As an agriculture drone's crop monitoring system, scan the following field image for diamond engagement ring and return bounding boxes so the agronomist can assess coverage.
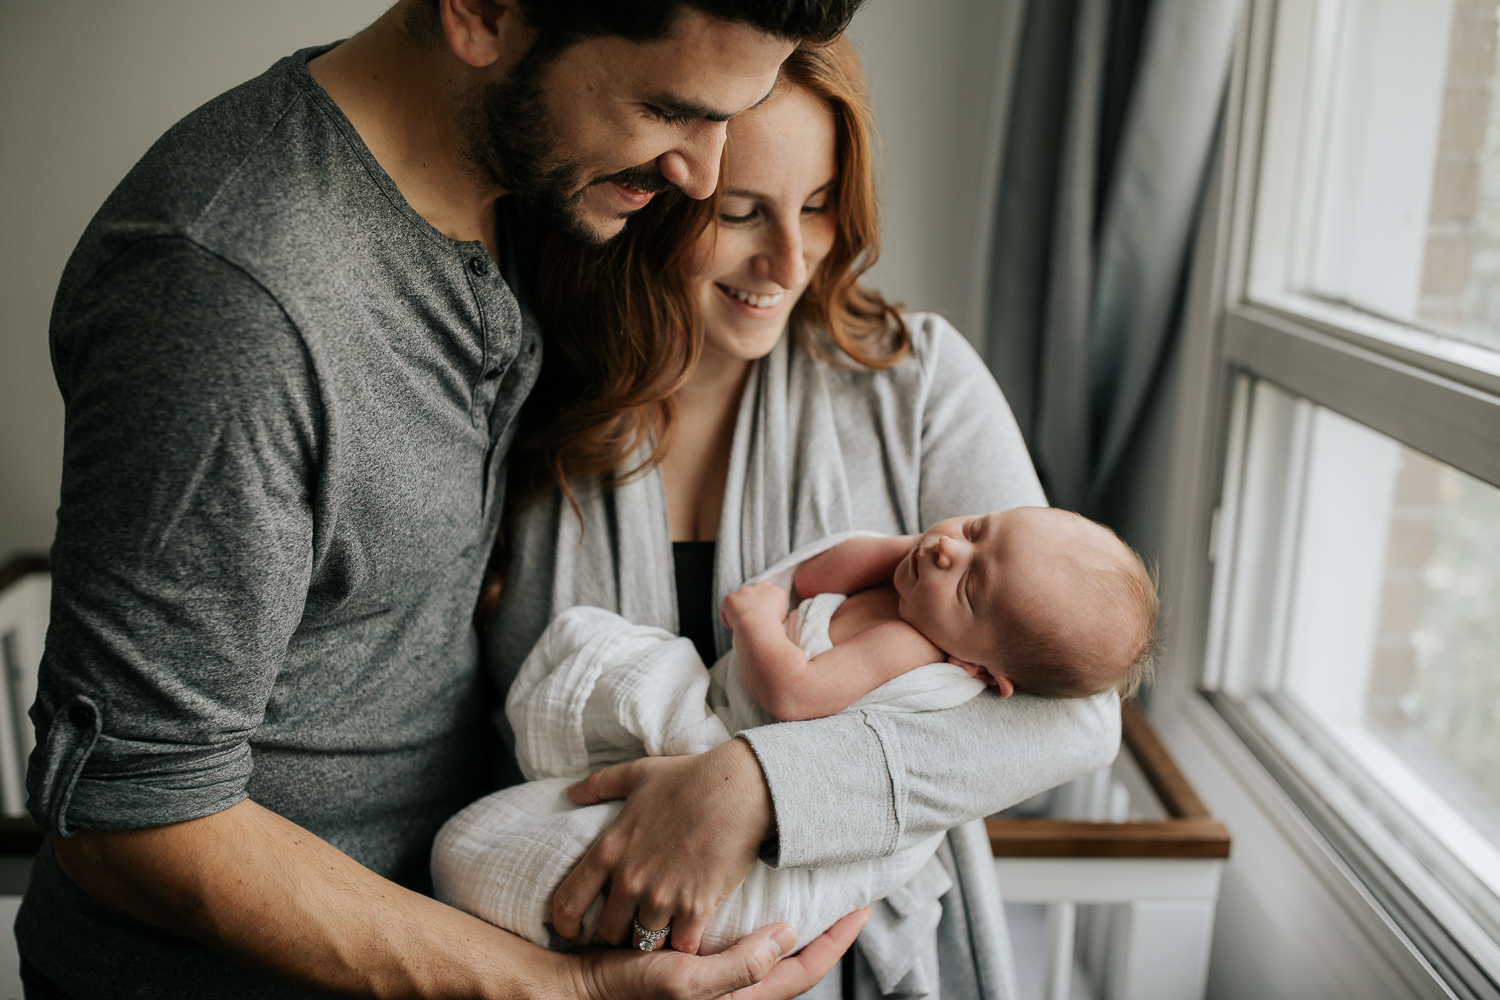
[632,915,671,952]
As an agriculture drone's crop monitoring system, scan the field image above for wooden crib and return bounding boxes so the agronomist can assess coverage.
[989,700,1231,1000]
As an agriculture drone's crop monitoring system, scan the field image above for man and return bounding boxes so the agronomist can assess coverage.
[16,2,863,996]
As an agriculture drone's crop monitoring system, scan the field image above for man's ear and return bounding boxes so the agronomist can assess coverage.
[439,0,533,69]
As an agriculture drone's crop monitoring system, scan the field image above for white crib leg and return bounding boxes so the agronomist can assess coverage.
[1043,900,1077,1000]
[1105,899,1216,1000]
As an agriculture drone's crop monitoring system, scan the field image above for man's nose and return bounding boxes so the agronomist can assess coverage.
[655,122,727,201]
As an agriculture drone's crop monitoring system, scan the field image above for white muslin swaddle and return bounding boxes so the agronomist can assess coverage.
[431,534,987,955]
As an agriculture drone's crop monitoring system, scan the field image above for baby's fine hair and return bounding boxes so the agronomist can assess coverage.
[993,513,1159,700]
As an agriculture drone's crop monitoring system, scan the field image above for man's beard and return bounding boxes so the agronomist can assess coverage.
[466,46,671,246]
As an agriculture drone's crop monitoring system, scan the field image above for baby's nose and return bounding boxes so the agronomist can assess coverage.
[930,536,954,569]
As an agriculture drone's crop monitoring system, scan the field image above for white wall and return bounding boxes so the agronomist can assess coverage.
[0,0,1010,562]
[0,2,391,561]
[846,0,1013,341]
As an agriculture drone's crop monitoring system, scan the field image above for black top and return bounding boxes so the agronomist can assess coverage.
[672,541,719,665]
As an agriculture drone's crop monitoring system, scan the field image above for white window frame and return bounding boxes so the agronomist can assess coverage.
[1145,0,1500,996]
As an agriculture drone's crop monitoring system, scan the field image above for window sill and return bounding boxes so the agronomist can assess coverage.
[1150,690,1468,1000]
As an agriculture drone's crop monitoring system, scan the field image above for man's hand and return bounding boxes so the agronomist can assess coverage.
[575,911,869,1000]
[557,738,774,955]
[721,582,789,634]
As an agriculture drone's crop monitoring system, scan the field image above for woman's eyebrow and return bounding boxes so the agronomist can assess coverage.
[723,179,836,202]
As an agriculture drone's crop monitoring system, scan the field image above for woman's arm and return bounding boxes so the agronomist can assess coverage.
[743,690,1120,864]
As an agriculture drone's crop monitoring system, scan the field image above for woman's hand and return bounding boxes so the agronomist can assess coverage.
[571,909,870,1000]
[721,582,788,633]
[554,738,775,955]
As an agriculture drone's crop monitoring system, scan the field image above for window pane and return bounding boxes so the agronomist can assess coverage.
[1375,451,1500,842]
[1280,404,1500,896]
[1305,0,1500,353]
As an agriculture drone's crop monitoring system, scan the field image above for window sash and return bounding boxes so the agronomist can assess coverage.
[1222,303,1500,492]
[1191,0,1500,993]
[1202,369,1500,985]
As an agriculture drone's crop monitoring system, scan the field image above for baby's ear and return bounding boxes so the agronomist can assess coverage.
[947,655,980,678]
[951,656,1015,697]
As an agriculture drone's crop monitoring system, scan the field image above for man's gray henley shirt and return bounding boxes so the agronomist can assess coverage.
[16,45,540,998]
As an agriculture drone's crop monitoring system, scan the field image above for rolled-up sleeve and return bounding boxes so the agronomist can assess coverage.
[29,238,318,835]
[745,315,1122,868]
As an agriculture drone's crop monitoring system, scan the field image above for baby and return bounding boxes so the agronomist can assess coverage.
[433,507,1153,959]
[722,506,1157,724]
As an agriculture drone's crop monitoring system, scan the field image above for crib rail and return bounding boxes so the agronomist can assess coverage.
[987,702,1230,858]
[0,556,46,852]
[989,701,1229,1000]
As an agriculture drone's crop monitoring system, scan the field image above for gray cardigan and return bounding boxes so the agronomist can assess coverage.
[486,314,1120,998]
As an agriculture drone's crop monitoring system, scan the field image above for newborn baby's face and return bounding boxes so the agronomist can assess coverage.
[893,507,1072,690]
[892,511,1014,681]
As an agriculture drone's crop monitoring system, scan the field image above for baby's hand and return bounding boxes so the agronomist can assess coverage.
[721,581,789,633]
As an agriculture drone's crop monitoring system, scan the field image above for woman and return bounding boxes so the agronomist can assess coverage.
[489,40,1119,998]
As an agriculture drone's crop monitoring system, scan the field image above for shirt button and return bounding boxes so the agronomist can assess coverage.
[484,368,501,381]
[68,702,94,729]
[468,256,489,277]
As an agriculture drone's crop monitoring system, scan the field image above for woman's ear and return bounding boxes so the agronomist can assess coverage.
[438,0,533,69]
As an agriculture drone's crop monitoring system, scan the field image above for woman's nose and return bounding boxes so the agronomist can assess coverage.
[754,223,808,290]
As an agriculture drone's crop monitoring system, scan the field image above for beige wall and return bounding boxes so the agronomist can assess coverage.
[0,0,1010,560]
[846,0,1013,341]
[0,2,390,560]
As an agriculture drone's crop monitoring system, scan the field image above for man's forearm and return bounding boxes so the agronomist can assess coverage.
[53,799,570,1000]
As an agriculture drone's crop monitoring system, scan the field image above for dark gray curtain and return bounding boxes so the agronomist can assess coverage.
[982,0,1239,513]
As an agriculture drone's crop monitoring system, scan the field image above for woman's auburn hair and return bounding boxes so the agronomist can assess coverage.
[509,36,910,512]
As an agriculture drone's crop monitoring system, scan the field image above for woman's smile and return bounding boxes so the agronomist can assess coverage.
[714,281,786,312]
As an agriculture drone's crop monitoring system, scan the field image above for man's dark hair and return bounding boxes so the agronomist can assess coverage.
[418,0,862,53]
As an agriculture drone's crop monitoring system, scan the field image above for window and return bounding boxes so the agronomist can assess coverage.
[1200,0,1500,994]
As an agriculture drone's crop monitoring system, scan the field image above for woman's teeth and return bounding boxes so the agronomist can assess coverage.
[722,285,784,309]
